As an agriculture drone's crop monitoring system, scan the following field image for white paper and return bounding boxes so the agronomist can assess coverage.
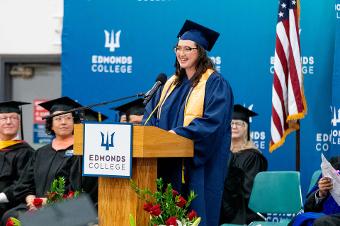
[320,154,340,205]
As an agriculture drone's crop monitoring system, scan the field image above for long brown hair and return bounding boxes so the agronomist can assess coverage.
[174,44,215,87]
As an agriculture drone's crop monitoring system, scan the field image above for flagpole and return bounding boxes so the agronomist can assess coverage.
[296,120,300,171]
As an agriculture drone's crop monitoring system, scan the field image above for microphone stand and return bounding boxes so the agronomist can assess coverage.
[42,93,145,120]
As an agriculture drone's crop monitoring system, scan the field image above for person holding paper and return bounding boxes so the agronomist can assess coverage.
[289,156,340,226]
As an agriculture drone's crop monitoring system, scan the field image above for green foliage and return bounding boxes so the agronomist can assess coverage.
[46,177,80,204]
[130,178,198,225]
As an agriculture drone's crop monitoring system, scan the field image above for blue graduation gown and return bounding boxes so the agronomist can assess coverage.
[143,72,233,226]
[290,174,340,226]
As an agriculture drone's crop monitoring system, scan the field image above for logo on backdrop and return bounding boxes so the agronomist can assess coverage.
[270,56,315,75]
[331,106,340,126]
[240,104,266,151]
[210,56,222,73]
[336,3,340,19]
[91,29,133,75]
[101,131,115,150]
[314,106,340,152]
[104,30,121,52]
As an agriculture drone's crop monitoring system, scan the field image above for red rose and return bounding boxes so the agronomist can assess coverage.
[33,198,43,208]
[176,196,187,208]
[67,191,75,198]
[187,210,198,221]
[172,189,179,197]
[5,218,14,226]
[165,216,178,226]
[149,204,162,216]
[143,202,153,212]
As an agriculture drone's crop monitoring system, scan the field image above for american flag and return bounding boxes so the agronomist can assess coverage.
[270,0,307,152]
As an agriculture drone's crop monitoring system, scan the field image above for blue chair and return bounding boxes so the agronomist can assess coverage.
[246,171,303,226]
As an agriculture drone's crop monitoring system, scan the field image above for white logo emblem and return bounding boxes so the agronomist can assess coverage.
[245,104,254,123]
[104,30,121,52]
[331,106,340,126]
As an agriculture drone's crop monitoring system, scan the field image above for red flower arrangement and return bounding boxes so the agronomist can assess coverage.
[131,178,201,226]
[6,177,80,226]
[33,198,43,208]
[5,218,20,226]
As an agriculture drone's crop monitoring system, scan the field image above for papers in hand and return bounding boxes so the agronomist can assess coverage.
[321,154,340,205]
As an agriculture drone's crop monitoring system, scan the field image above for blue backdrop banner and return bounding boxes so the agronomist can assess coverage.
[331,0,340,157]
[62,0,337,196]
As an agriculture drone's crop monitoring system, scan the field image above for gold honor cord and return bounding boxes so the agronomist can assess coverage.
[143,103,160,126]
[98,112,102,122]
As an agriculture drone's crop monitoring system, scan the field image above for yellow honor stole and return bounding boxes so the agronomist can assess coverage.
[156,69,214,184]
[157,68,214,126]
[0,140,24,150]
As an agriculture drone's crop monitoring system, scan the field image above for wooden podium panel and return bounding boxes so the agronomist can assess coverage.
[74,124,193,226]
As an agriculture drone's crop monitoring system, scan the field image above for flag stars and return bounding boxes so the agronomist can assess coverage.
[281,3,286,8]
[279,11,284,17]
[292,0,296,5]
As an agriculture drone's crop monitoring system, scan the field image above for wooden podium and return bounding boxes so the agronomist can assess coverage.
[73,124,193,226]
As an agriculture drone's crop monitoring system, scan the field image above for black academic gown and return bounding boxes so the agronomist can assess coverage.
[0,142,33,216]
[12,144,97,200]
[220,148,268,225]
[1,144,97,224]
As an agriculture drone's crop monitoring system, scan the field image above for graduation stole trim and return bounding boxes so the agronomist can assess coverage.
[0,140,24,150]
[157,69,214,127]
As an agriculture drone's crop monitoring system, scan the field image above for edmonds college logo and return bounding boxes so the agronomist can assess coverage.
[91,29,133,74]
[104,30,121,52]
[101,131,115,150]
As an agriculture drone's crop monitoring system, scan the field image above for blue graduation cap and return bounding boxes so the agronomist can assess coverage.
[177,20,220,51]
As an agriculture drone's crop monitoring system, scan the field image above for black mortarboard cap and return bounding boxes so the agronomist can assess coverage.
[84,108,108,122]
[38,96,82,114]
[112,98,145,116]
[0,101,30,114]
[232,104,258,124]
[177,20,220,51]
[19,194,97,226]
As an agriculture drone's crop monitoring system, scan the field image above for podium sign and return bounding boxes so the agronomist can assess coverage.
[82,123,132,178]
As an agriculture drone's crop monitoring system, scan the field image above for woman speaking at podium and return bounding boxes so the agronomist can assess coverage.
[143,20,234,226]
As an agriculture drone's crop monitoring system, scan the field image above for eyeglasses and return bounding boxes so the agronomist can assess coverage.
[173,46,198,54]
[53,115,74,122]
[0,115,19,123]
[230,120,245,128]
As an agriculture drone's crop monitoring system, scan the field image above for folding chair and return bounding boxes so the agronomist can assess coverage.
[247,171,303,226]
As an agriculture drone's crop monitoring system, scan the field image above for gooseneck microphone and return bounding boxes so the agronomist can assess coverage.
[143,73,167,105]
[42,93,145,120]
[42,73,167,120]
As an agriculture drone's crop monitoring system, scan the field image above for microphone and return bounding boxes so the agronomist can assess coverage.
[143,73,167,105]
